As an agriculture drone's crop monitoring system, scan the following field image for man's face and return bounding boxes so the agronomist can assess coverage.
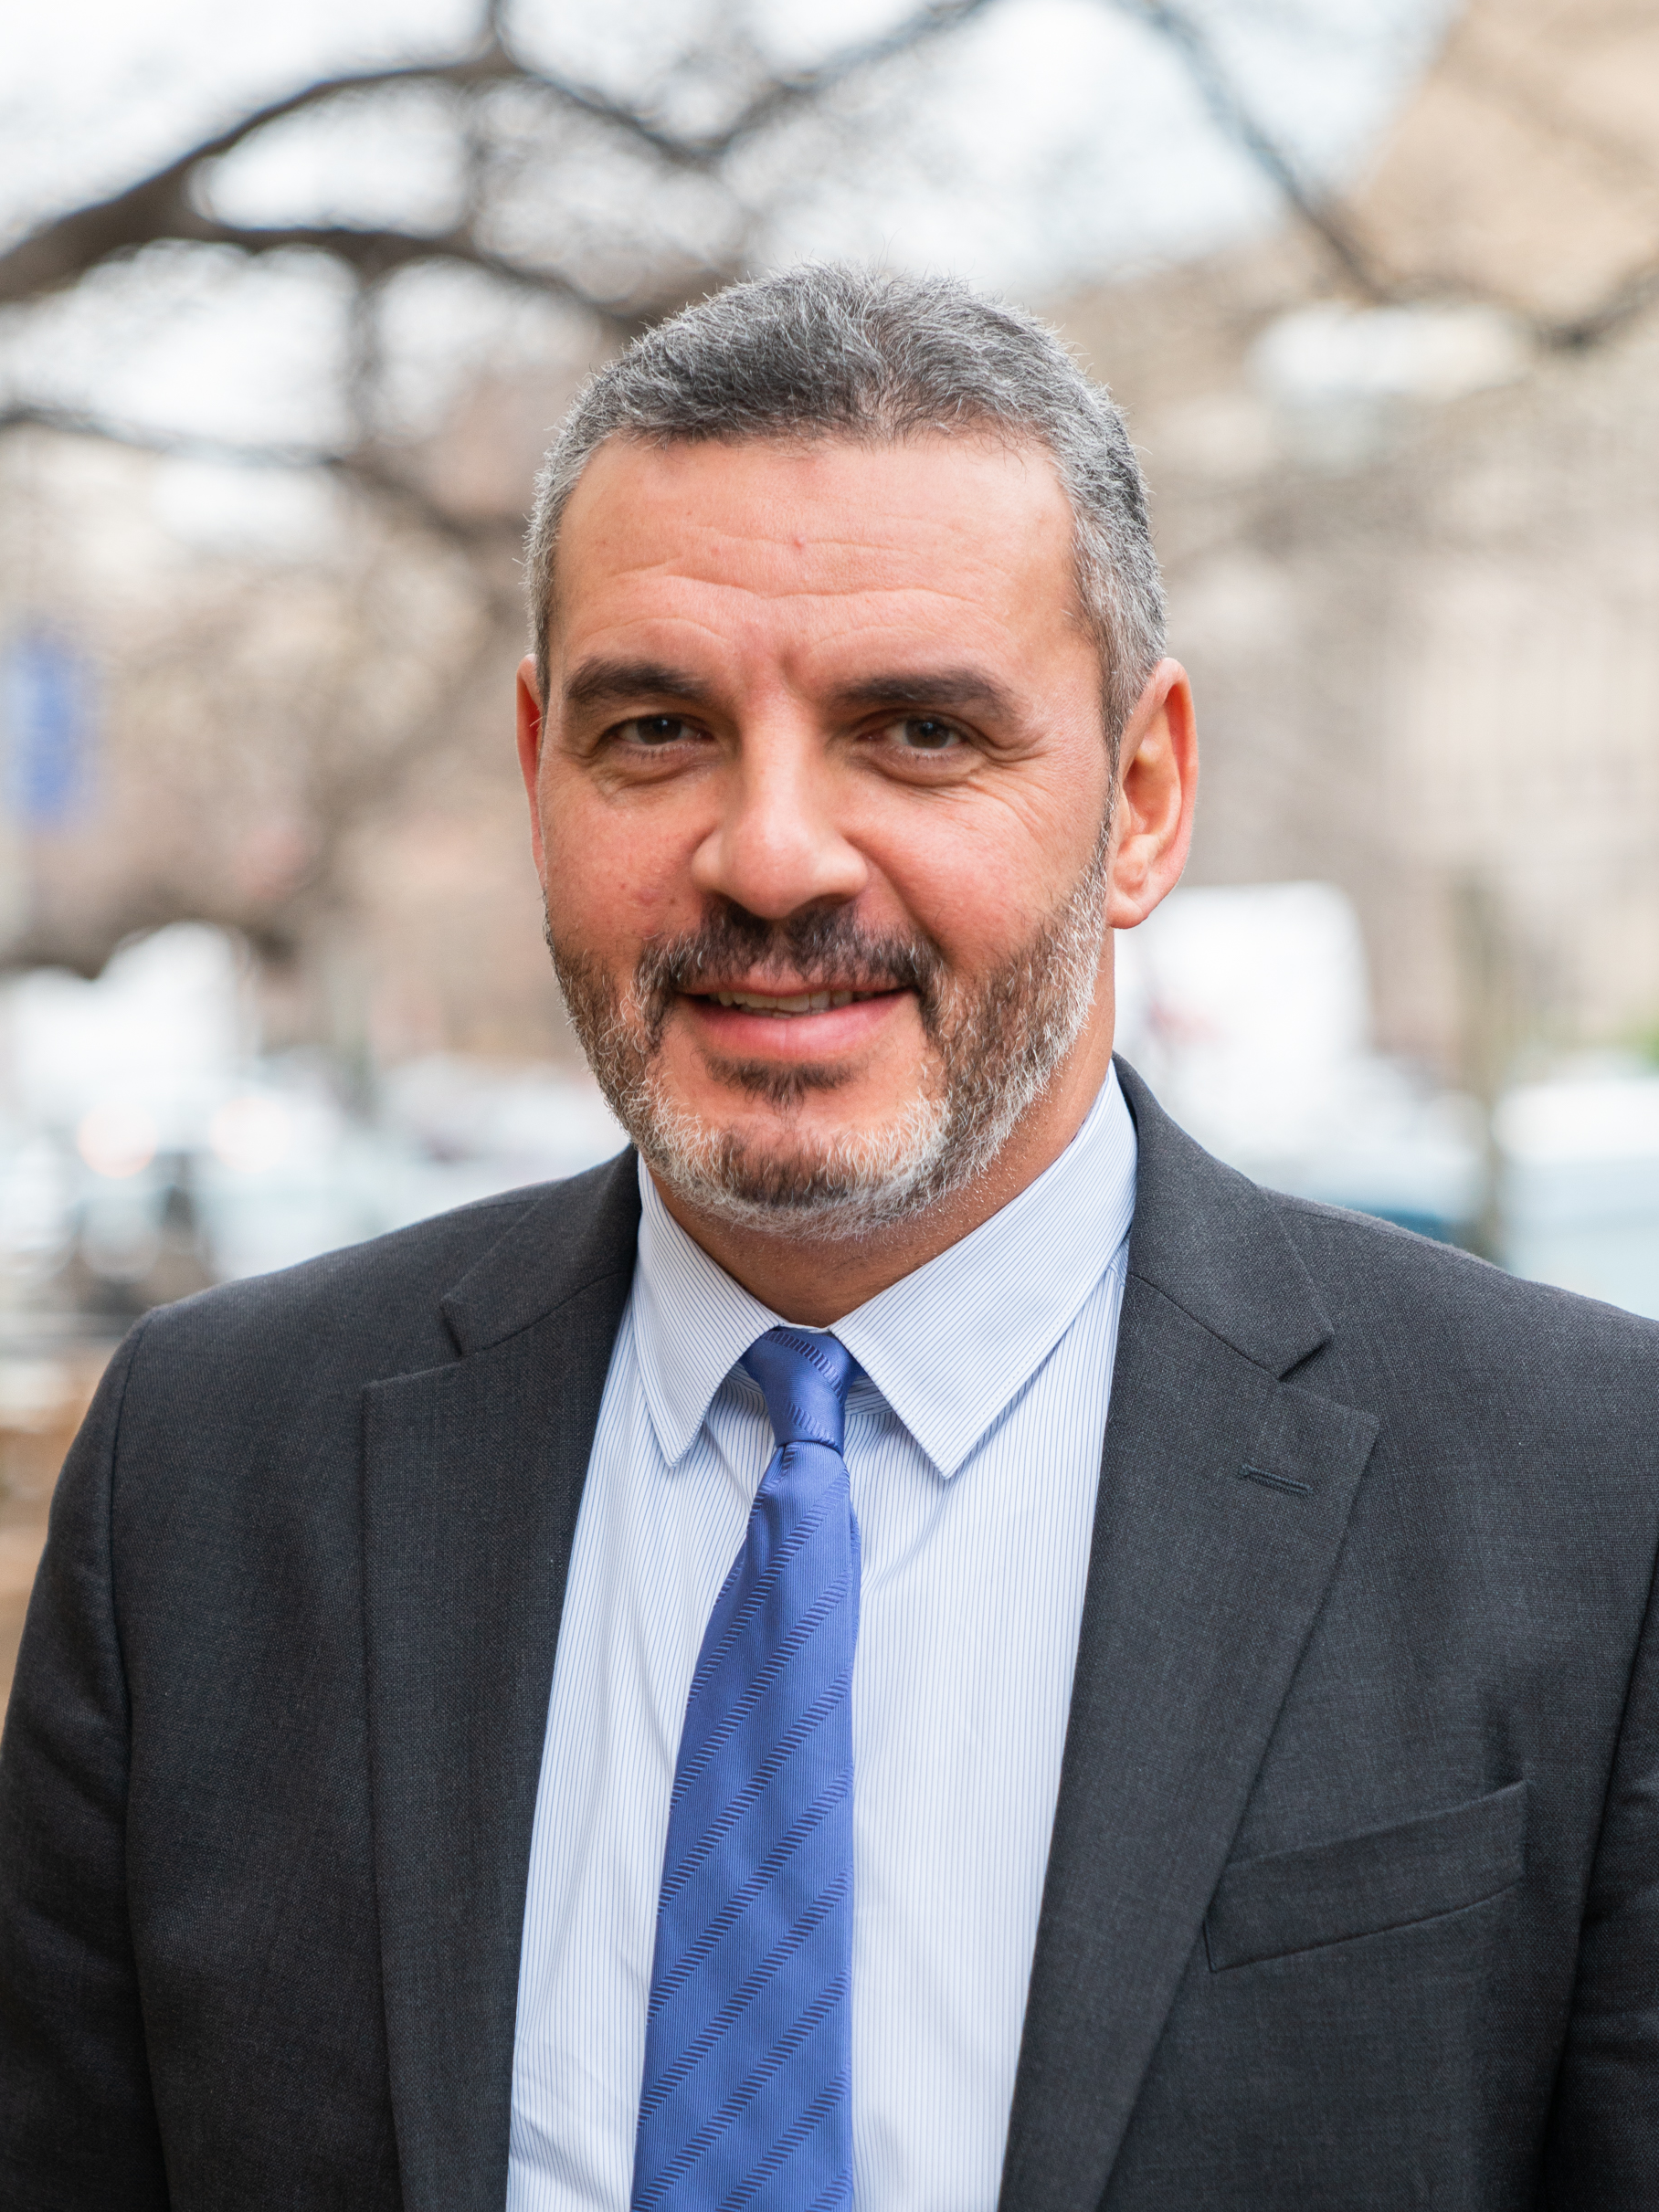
[522,431,1123,1233]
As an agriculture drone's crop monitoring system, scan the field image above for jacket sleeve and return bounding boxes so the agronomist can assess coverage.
[0,1322,171,2209]
[1544,1532,1659,2208]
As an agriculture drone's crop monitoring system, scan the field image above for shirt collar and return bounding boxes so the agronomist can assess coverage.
[630,1167,783,1469]
[630,1062,1137,1477]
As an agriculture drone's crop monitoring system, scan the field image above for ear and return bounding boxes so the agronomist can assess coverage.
[1105,659,1197,931]
[516,656,548,880]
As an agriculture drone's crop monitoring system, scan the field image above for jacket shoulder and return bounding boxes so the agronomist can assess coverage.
[128,1149,637,1389]
[1265,1186,1659,1402]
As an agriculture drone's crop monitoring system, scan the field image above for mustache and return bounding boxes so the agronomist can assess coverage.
[634,905,942,1038]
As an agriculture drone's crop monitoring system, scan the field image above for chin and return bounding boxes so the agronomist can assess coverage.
[631,1089,957,1241]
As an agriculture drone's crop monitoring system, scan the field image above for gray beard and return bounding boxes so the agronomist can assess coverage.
[547,824,1111,1242]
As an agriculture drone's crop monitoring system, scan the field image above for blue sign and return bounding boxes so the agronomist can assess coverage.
[4,631,96,827]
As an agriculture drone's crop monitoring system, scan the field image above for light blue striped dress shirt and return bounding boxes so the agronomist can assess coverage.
[507,1065,1137,2211]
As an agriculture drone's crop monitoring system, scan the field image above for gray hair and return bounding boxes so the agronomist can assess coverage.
[523,264,1165,748]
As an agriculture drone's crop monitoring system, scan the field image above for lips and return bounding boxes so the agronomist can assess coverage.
[702,987,892,1016]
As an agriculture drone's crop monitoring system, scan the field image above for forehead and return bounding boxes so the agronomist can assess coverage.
[548,431,1082,673]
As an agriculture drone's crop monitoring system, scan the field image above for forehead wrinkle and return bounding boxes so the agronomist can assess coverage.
[669,532,1048,600]
[586,570,1028,625]
[546,428,1080,639]
[586,503,1061,594]
[566,596,1051,718]
[557,468,1085,704]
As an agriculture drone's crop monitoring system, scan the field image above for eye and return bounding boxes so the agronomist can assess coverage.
[614,714,703,748]
[882,714,967,753]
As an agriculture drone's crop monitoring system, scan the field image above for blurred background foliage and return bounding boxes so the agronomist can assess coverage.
[7,0,1659,1698]
[4,0,1659,1334]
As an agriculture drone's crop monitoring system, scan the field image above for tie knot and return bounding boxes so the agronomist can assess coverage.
[740,1327,857,1453]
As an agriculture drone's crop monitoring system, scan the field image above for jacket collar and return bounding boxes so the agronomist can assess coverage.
[1113,1057,1333,1377]
[439,1149,641,1355]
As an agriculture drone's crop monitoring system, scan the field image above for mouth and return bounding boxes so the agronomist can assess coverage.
[700,986,893,1016]
[676,979,911,1061]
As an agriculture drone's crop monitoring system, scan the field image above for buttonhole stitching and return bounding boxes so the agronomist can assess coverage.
[1238,1464,1313,1497]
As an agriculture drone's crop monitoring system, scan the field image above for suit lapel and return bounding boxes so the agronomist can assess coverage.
[999,1066,1379,2212]
[362,1153,641,2212]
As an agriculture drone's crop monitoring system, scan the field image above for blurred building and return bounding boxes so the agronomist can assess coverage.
[1061,0,1659,1084]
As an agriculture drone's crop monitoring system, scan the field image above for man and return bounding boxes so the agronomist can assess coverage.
[2,268,1656,2211]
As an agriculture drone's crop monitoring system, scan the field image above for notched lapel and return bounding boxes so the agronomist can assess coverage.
[362,1154,639,2212]
[999,1072,1380,2212]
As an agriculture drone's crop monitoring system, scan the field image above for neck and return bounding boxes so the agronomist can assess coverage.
[650,1026,1115,1326]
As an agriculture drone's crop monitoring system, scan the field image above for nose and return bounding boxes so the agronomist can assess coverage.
[691,719,869,922]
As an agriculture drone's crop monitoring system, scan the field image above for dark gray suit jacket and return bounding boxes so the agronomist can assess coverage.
[4,1063,1658,2209]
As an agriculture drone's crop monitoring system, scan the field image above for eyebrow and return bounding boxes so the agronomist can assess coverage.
[560,658,1020,724]
[827,669,1019,722]
[563,658,714,712]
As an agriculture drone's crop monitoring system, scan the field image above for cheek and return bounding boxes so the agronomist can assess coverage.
[872,805,1079,968]
[539,782,690,951]
[855,715,1107,942]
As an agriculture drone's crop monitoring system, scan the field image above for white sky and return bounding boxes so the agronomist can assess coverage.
[0,0,1458,452]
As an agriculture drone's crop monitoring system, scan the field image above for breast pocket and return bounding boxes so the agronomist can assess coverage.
[1204,1780,1529,1972]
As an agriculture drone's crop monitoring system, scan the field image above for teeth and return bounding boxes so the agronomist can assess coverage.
[712,988,875,1015]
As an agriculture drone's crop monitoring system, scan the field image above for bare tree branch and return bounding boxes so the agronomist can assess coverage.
[0,401,523,554]
[1111,0,1392,301]
[706,0,1001,155]
[1547,254,1659,349]
[1424,10,1659,351]
[0,0,1001,319]
[1113,0,1659,353]
[0,72,710,323]
[0,51,504,308]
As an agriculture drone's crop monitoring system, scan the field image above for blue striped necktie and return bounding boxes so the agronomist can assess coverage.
[631,1326,859,2212]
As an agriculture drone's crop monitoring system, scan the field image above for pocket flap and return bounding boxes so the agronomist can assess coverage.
[1205,1780,1529,1972]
